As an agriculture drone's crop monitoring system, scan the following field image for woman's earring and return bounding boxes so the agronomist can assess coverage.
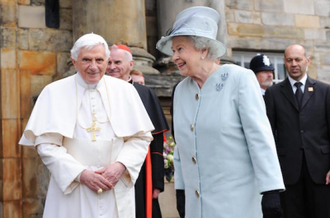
[201,56,204,60]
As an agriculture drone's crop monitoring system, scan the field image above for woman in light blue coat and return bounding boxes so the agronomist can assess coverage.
[156,6,285,218]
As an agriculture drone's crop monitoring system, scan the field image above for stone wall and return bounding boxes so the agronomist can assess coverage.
[225,0,330,83]
[1,0,72,217]
[0,0,329,217]
[19,1,72,216]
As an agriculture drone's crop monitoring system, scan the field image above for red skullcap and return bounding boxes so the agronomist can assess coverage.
[116,44,132,54]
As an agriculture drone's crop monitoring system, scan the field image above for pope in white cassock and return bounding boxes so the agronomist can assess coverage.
[19,33,154,218]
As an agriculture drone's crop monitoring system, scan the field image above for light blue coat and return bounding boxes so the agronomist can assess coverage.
[173,64,284,218]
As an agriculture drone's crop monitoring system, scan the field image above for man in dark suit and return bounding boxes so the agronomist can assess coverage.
[265,44,330,218]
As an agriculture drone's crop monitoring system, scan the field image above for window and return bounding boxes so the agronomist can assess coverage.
[232,51,287,84]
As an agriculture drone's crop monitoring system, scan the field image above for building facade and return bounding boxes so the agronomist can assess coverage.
[0,0,329,217]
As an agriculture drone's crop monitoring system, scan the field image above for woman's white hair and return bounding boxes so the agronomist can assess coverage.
[188,36,220,61]
[70,33,110,61]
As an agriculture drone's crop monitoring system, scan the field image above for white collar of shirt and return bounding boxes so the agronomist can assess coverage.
[261,88,266,96]
[288,73,307,93]
[76,72,102,90]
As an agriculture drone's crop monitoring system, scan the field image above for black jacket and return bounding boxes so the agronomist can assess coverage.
[265,77,330,185]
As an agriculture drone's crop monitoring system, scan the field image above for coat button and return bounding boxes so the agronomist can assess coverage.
[190,124,194,131]
[192,156,197,164]
[195,190,200,198]
[195,93,200,100]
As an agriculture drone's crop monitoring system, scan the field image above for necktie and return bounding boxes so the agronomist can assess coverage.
[294,82,303,108]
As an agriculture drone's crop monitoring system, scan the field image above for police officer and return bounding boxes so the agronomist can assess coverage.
[250,54,274,96]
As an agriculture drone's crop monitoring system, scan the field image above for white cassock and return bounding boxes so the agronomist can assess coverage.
[19,73,154,218]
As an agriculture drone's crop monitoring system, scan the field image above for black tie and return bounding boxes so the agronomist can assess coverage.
[294,82,303,108]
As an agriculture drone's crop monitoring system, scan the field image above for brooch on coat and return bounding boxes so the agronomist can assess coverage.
[216,72,229,91]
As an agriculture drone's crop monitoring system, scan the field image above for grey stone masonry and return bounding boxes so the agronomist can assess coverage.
[235,10,261,24]
[226,36,314,51]
[327,30,330,41]
[226,0,254,10]
[29,29,72,52]
[18,6,46,28]
[316,66,330,83]
[254,0,284,12]
[284,0,315,15]
[18,28,29,50]
[59,9,72,30]
[304,29,327,40]
[321,54,330,66]
[57,52,71,76]
[315,1,330,16]
[315,42,330,52]
[320,17,330,28]
[60,0,72,8]
[262,13,295,26]
[1,3,16,24]
[1,28,17,48]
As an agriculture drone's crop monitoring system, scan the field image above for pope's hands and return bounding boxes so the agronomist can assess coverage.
[95,162,126,188]
[80,169,113,193]
[80,162,126,194]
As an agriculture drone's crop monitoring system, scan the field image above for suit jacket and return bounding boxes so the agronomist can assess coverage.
[265,76,330,185]
[173,64,284,218]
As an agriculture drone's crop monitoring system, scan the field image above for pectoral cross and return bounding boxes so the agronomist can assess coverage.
[87,120,101,142]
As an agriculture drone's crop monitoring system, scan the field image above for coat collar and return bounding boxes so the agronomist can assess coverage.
[280,76,316,111]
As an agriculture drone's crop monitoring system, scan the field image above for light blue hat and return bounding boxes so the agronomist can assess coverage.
[156,6,227,57]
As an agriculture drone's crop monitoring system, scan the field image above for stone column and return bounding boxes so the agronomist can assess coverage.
[72,0,158,74]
